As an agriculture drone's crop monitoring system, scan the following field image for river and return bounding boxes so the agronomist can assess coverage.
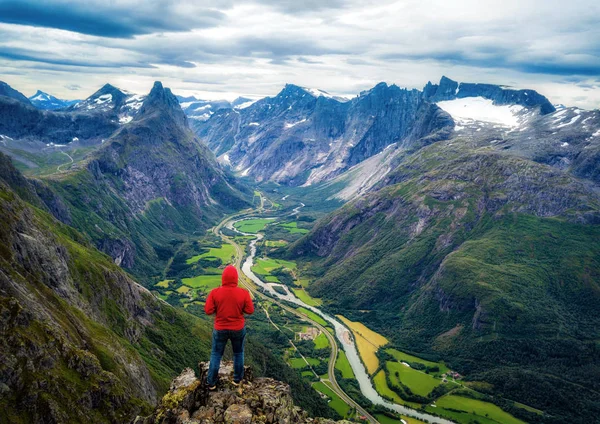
[235,221,454,424]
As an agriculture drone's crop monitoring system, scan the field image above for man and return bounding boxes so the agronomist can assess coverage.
[204,264,254,389]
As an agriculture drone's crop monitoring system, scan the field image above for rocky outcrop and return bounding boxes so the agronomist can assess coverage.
[135,362,351,424]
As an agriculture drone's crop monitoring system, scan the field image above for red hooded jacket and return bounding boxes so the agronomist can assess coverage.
[204,265,254,330]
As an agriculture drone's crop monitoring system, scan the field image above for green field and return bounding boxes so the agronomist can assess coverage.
[297,307,328,327]
[387,361,442,397]
[375,414,427,424]
[335,350,355,379]
[312,382,352,418]
[234,218,274,233]
[252,257,297,274]
[186,244,235,264]
[313,332,329,349]
[181,275,222,289]
[386,349,448,375]
[155,279,173,288]
[280,221,309,234]
[265,240,288,247]
[429,395,526,424]
[292,287,322,306]
[289,357,320,368]
[373,370,405,404]
[176,285,191,294]
[301,370,315,378]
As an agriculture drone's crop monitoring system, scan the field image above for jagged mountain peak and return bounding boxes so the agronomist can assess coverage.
[138,81,187,126]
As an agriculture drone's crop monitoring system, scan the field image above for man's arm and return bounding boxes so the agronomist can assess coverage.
[205,289,216,315]
[243,290,254,315]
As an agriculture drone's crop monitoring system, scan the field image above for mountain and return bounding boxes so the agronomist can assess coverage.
[287,86,600,422]
[28,90,80,110]
[39,81,250,279]
[193,83,452,185]
[0,82,133,150]
[0,152,217,423]
[309,77,599,202]
[69,83,146,124]
[0,80,31,105]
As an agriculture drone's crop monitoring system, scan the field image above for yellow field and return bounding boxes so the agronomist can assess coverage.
[337,315,388,374]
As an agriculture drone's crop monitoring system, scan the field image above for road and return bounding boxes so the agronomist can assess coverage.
[212,201,379,424]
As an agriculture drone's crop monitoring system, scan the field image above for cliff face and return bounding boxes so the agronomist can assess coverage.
[135,362,351,424]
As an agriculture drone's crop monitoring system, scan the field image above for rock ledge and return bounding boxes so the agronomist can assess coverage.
[134,361,352,424]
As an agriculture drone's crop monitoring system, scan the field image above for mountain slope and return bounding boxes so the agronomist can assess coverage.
[193,83,453,186]
[289,138,600,423]
[0,80,31,105]
[41,81,250,279]
[0,152,215,423]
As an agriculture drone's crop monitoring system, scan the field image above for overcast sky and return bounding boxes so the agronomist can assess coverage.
[0,0,599,108]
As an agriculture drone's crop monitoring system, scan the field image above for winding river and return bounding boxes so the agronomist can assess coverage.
[233,219,454,424]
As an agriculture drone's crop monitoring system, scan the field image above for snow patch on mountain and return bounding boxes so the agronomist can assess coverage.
[234,99,256,109]
[437,97,523,127]
[284,119,307,129]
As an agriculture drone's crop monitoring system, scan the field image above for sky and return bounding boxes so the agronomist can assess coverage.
[0,0,599,108]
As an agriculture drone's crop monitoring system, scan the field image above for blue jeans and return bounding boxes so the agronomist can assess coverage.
[207,327,246,386]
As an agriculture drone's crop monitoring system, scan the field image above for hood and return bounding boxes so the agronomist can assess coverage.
[222,265,238,287]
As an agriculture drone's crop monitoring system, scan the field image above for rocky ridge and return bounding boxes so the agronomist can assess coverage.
[135,362,351,424]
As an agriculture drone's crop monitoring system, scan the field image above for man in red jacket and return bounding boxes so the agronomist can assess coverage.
[204,265,254,388]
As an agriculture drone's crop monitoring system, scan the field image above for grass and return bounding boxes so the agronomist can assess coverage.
[314,332,329,349]
[337,315,388,374]
[176,285,190,294]
[292,287,322,306]
[386,361,442,397]
[386,349,449,376]
[252,257,297,274]
[312,381,352,418]
[280,221,309,234]
[289,357,320,368]
[373,370,405,405]
[375,414,427,424]
[265,240,289,247]
[155,279,172,288]
[186,244,235,264]
[297,307,328,327]
[181,275,222,290]
[335,350,355,379]
[234,218,274,233]
[429,395,526,424]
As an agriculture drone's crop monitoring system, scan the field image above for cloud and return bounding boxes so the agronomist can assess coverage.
[64,84,81,90]
[0,0,598,108]
[0,0,227,38]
